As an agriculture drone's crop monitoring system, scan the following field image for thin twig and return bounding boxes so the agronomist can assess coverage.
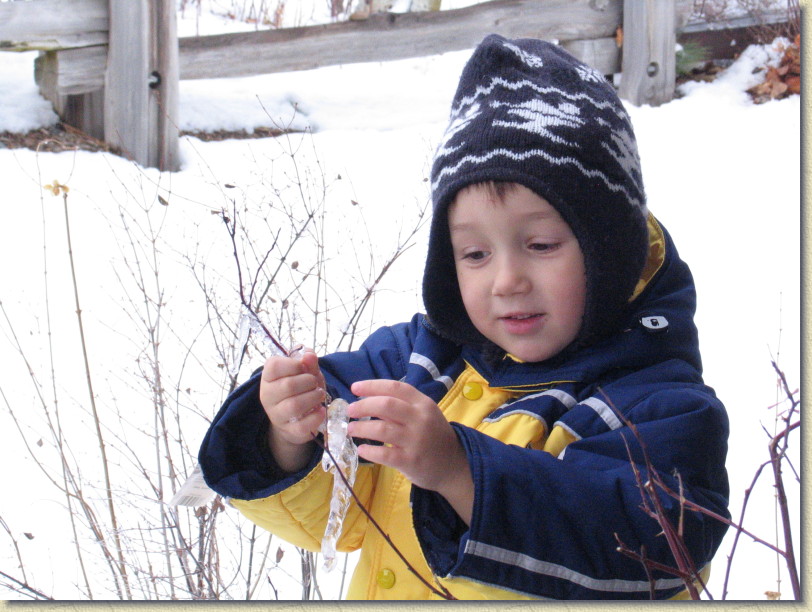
[612,412,704,597]
[0,570,53,601]
[604,368,800,601]
[61,189,131,598]
[767,360,800,598]
[314,435,456,600]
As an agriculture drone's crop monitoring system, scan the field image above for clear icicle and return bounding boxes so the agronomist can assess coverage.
[227,309,353,570]
[229,309,253,376]
[320,398,358,571]
[229,307,288,376]
[245,309,288,357]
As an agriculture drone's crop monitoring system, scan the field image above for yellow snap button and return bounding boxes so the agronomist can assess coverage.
[376,568,396,589]
[463,381,483,400]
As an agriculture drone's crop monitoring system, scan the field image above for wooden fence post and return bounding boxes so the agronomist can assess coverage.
[619,0,676,106]
[104,0,179,171]
[153,0,180,172]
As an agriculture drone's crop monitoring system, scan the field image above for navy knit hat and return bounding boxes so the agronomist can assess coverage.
[423,34,649,352]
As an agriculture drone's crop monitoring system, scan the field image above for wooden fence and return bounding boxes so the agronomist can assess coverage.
[0,0,789,170]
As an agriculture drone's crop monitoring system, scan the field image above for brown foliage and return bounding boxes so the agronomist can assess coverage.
[748,35,801,103]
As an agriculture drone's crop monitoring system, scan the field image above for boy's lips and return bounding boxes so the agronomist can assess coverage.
[498,312,545,334]
[500,312,541,320]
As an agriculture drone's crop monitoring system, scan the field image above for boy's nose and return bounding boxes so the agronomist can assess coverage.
[491,256,531,296]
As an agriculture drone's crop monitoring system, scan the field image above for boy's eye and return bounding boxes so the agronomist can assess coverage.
[529,242,558,253]
[462,250,488,261]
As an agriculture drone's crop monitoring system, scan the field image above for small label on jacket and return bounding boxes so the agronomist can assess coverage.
[169,464,217,508]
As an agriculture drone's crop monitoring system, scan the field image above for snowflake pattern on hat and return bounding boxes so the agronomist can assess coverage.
[503,40,545,68]
[432,38,646,213]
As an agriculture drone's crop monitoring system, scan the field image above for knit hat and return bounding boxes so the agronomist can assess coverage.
[422,34,650,353]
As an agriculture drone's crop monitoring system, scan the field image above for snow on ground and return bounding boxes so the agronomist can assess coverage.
[0,9,801,601]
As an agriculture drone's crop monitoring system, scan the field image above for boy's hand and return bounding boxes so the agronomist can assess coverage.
[260,349,327,472]
[347,379,474,524]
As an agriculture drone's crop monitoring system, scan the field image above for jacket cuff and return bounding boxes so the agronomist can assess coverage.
[411,423,475,576]
[198,371,322,500]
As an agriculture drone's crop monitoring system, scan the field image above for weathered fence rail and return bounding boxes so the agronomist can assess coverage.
[180,0,624,79]
[28,0,627,91]
[0,0,108,50]
[0,0,790,170]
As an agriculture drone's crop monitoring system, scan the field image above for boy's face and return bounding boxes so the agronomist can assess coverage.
[448,184,586,363]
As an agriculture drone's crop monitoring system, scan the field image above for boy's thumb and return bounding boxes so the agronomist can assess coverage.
[299,348,320,375]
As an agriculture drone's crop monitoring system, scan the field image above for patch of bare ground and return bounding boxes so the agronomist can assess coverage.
[0,123,293,156]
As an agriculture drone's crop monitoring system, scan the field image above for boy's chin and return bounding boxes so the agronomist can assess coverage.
[496,340,570,364]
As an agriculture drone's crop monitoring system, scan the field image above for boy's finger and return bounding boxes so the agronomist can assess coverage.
[297,350,328,396]
[346,394,411,426]
[272,388,326,424]
[261,367,324,415]
[286,398,326,424]
[287,403,321,423]
[350,378,420,403]
[299,350,321,376]
[273,372,323,399]
[261,355,302,382]
[347,413,397,443]
[355,441,394,466]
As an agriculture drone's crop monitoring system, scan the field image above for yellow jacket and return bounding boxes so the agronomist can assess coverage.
[233,364,568,599]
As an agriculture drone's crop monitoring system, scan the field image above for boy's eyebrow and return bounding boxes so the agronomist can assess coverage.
[448,221,475,233]
[449,210,559,233]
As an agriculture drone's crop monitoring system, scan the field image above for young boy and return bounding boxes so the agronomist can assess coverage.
[199,34,730,600]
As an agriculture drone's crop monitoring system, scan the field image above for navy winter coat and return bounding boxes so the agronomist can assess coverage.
[199,220,729,599]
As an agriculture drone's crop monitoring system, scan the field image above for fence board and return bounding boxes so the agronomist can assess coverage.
[179,0,623,79]
[35,47,106,96]
[0,0,107,51]
[99,0,179,170]
[23,0,784,96]
[32,0,625,95]
[153,0,180,171]
[561,37,620,76]
[619,0,676,106]
[104,0,151,166]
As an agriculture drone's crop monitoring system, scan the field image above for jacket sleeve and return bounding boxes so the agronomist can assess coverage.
[411,382,730,600]
[318,314,421,401]
[198,316,418,498]
[197,317,418,549]
[196,362,383,552]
